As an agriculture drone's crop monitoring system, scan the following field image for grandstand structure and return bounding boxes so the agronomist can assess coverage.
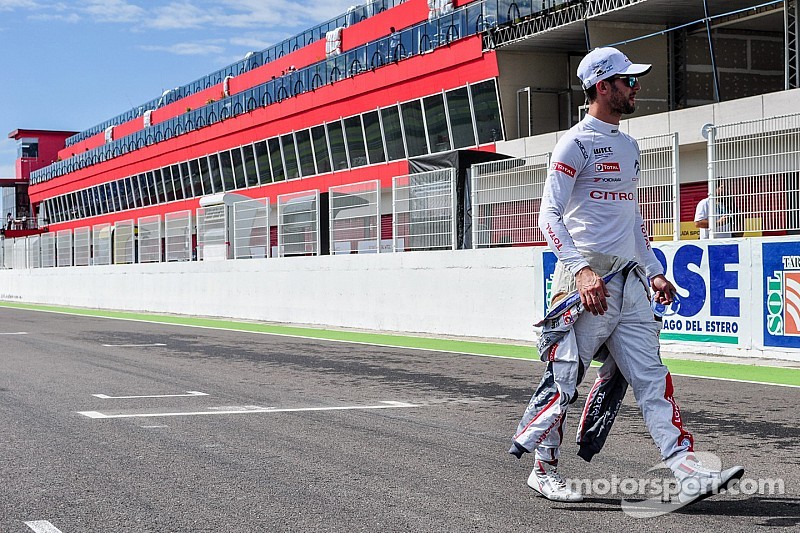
[3,0,798,265]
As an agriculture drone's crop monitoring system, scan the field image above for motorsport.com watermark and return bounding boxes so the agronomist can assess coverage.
[562,453,784,518]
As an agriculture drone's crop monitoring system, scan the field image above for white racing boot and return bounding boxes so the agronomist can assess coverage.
[669,453,745,505]
[527,459,584,502]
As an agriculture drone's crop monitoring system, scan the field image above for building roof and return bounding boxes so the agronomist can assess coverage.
[8,129,78,140]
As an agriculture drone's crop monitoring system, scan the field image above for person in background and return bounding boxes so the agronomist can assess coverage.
[6,213,12,231]
[695,183,734,238]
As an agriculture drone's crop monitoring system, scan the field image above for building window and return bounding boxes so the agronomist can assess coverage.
[19,138,39,158]
[327,120,349,171]
[254,141,272,184]
[281,134,300,179]
[423,94,451,153]
[268,137,286,181]
[295,129,316,177]
[231,148,247,189]
[446,86,476,149]
[381,106,405,161]
[470,79,503,144]
[362,110,386,164]
[242,145,259,187]
[401,100,428,157]
[344,115,368,168]
[311,125,331,173]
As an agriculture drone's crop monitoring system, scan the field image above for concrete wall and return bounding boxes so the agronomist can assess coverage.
[0,247,543,342]
[3,236,800,363]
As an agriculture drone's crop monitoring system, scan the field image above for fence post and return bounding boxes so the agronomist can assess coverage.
[706,124,716,238]
[672,132,681,241]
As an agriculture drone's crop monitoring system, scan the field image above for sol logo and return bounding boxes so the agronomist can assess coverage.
[767,266,800,336]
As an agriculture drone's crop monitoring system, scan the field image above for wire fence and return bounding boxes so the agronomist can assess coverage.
[278,190,320,257]
[471,154,549,248]
[393,169,456,252]
[329,180,381,254]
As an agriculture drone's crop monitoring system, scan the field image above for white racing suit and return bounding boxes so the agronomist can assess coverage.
[510,114,694,463]
[510,252,694,462]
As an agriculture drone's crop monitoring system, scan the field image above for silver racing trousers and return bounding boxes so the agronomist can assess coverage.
[511,258,694,462]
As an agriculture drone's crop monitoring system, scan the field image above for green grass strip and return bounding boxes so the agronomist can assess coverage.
[660,332,739,344]
[1,300,798,386]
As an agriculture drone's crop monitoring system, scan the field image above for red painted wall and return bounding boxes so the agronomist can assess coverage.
[11,130,74,178]
[33,36,496,203]
[52,0,472,163]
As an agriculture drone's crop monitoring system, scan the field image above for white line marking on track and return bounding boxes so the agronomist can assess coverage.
[24,520,64,533]
[0,331,27,335]
[92,391,208,399]
[77,400,420,419]
[671,372,800,388]
[5,304,799,389]
[101,343,166,347]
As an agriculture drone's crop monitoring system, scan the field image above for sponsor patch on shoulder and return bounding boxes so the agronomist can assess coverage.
[551,161,576,177]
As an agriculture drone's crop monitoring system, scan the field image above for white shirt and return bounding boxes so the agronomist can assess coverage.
[538,114,664,278]
[694,197,731,239]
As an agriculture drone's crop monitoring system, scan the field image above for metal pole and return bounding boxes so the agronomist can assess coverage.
[707,126,717,238]
[451,169,458,250]
[703,0,721,102]
[672,133,681,241]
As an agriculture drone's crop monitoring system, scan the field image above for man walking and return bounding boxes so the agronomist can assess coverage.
[509,47,744,504]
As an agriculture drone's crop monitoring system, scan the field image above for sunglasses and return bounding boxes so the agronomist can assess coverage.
[611,76,638,88]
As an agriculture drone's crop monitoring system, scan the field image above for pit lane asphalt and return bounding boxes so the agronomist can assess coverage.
[0,307,797,532]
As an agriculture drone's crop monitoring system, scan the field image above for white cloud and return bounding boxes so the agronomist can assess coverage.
[0,0,40,10]
[139,41,226,56]
[83,0,145,23]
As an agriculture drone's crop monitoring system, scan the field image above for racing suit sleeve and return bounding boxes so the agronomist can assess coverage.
[633,207,665,278]
[538,138,590,274]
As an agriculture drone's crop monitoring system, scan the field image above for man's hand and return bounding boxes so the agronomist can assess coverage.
[576,266,610,315]
[650,274,676,304]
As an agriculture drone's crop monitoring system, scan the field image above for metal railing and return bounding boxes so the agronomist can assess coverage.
[278,190,321,257]
[73,226,91,266]
[393,168,456,252]
[471,154,549,248]
[165,210,193,262]
[639,133,680,241]
[62,0,403,148]
[138,216,162,263]
[33,0,496,185]
[329,180,381,254]
[93,223,112,265]
[56,230,72,267]
[27,235,41,269]
[41,233,56,268]
[114,220,135,264]
[708,113,800,236]
[232,198,270,259]
[197,205,228,261]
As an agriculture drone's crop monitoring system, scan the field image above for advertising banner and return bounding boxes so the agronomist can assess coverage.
[761,240,800,349]
[541,241,750,349]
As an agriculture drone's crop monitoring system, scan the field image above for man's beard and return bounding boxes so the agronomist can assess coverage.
[609,84,636,115]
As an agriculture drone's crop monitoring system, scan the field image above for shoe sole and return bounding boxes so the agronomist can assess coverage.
[680,466,745,507]
[527,481,584,503]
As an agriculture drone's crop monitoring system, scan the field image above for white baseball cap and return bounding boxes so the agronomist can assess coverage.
[577,47,652,89]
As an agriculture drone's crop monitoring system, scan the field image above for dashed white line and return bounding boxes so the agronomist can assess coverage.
[24,520,64,533]
[0,331,27,335]
[78,400,420,419]
[92,391,208,399]
[101,343,166,347]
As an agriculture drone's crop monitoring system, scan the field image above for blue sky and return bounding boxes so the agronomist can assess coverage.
[0,0,354,181]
